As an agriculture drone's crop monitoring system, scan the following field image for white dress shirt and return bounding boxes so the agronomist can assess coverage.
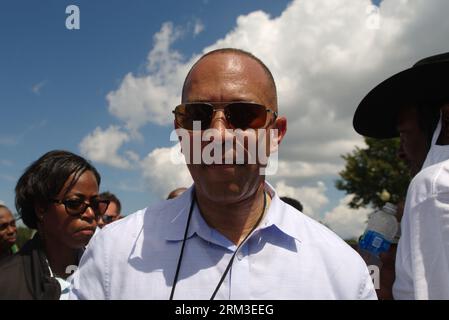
[69,182,376,300]
[394,117,449,299]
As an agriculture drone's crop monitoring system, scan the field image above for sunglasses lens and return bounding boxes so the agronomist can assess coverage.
[176,104,213,130]
[64,199,86,214]
[227,103,267,129]
[94,200,109,215]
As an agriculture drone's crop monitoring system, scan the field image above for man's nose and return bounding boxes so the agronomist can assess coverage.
[7,224,16,235]
[209,110,229,139]
[397,143,407,161]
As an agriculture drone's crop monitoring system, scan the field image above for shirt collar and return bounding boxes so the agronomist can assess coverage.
[164,186,197,241]
[422,114,449,170]
[260,181,302,243]
[164,188,237,249]
[163,182,302,243]
[129,189,195,260]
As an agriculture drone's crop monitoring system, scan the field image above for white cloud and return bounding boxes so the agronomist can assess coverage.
[193,19,205,36]
[31,81,46,95]
[323,195,371,240]
[104,0,449,167]
[276,160,342,178]
[140,144,193,198]
[81,0,449,219]
[275,180,328,220]
[79,126,133,169]
[106,22,193,133]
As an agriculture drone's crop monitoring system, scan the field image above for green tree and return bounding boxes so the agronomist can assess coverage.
[335,137,411,210]
[16,227,34,249]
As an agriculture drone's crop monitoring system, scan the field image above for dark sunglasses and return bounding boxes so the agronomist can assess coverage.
[52,198,110,217]
[172,101,277,131]
[101,214,114,224]
[0,220,16,231]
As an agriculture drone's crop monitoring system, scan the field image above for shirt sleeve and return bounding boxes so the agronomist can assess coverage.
[394,183,449,300]
[393,206,414,300]
[414,195,449,299]
[68,230,109,300]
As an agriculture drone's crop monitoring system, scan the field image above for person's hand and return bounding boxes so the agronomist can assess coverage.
[377,244,397,300]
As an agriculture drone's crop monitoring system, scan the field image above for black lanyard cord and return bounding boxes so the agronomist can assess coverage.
[209,190,266,300]
[169,188,196,300]
[169,188,267,300]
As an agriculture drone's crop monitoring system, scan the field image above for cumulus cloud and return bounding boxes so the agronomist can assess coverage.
[140,144,193,198]
[106,22,193,132]
[80,0,449,222]
[31,81,46,95]
[323,195,371,240]
[103,0,449,166]
[79,126,133,169]
[275,180,328,220]
[276,160,342,178]
[193,19,205,36]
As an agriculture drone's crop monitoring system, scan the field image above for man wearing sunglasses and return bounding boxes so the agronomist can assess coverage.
[70,48,376,300]
[96,191,122,228]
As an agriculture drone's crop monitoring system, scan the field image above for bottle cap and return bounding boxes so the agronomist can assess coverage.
[382,202,397,215]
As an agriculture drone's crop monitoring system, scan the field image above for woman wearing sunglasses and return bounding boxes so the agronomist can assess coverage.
[0,150,109,300]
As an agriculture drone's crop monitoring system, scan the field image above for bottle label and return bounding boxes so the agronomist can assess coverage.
[359,230,392,256]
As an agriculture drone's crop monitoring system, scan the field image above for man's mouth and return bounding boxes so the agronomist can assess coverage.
[207,163,236,168]
[5,236,16,243]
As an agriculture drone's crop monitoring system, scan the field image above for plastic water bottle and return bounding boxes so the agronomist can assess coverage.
[358,202,399,268]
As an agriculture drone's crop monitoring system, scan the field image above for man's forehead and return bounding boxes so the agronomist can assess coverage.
[0,208,14,220]
[188,54,264,82]
[184,53,275,106]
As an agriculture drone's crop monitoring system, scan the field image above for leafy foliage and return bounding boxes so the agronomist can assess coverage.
[335,137,411,209]
[16,227,34,249]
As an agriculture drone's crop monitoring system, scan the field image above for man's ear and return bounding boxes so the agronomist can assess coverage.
[269,116,287,154]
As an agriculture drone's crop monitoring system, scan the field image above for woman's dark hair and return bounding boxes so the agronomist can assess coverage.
[15,150,101,229]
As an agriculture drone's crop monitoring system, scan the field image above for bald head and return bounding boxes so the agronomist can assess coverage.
[0,205,16,252]
[182,48,278,111]
[167,187,188,200]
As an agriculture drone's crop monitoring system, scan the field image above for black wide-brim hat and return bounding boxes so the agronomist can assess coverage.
[353,52,449,138]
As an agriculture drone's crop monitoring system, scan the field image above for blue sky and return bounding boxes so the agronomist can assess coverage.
[2,0,447,239]
[0,0,292,215]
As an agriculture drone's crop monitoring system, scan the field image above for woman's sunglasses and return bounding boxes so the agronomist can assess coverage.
[52,198,110,217]
[172,102,277,131]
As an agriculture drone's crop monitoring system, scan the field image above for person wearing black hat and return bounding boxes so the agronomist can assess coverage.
[354,52,449,299]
